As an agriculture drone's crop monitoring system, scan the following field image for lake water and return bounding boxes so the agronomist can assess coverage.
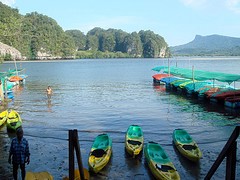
[0,58,239,180]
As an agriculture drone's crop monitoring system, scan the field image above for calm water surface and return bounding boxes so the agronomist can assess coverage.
[0,58,239,180]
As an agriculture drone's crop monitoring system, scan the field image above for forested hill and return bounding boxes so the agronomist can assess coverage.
[171,34,240,56]
[0,2,169,60]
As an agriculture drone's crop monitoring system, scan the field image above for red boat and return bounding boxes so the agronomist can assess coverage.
[211,89,240,101]
[152,74,171,84]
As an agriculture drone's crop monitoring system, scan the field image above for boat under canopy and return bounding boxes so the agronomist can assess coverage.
[152,66,240,84]
[160,77,180,85]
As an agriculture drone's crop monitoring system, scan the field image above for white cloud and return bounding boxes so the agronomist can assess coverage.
[226,0,240,14]
[0,0,16,6]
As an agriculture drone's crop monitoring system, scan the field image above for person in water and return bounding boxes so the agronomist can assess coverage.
[46,86,53,98]
[8,128,30,180]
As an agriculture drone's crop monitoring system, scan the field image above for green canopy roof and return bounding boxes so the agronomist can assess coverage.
[152,66,240,84]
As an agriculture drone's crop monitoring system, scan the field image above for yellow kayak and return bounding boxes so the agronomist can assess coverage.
[173,129,202,162]
[125,125,144,157]
[144,141,180,180]
[0,110,8,127]
[88,134,112,173]
[26,171,53,180]
[6,110,22,131]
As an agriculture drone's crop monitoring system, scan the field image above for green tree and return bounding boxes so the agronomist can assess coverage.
[23,12,75,59]
[99,32,116,52]
[114,30,128,52]
[85,34,99,51]
[65,30,86,50]
[123,32,142,57]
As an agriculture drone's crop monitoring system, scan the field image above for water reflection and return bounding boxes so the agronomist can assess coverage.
[153,84,240,125]
[47,99,52,112]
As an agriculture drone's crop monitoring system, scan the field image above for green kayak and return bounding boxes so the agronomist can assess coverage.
[144,141,180,180]
[88,133,112,173]
[125,125,144,157]
[173,129,202,162]
[6,110,22,131]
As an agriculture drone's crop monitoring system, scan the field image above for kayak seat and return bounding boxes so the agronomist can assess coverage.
[9,116,16,119]
[10,122,17,126]
[156,164,175,172]
[182,144,197,150]
[127,140,142,146]
[91,149,106,158]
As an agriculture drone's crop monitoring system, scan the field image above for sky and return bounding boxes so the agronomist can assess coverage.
[1,0,240,46]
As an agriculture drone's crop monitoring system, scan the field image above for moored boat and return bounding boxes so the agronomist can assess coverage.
[125,125,144,157]
[0,110,8,127]
[160,77,180,89]
[171,79,192,91]
[224,96,240,108]
[6,110,22,131]
[152,74,171,84]
[173,129,202,162]
[144,141,180,180]
[88,133,112,173]
[184,81,212,95]
[210,89,240,103]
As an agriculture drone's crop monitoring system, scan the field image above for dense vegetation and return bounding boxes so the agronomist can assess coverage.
[0,2,169,60]
[171,35,240,56]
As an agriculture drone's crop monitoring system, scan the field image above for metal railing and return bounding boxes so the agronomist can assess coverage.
[205,126,239,180]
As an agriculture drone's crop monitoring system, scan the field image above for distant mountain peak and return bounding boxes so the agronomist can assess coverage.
[171,34,240,56]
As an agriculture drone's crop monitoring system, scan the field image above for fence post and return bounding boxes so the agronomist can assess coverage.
[69,130,74,180]
[226,141,237,180]
[73,129,85,180]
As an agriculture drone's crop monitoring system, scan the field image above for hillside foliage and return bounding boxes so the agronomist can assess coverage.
[0,2,169,60]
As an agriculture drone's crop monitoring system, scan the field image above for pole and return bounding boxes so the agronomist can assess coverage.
[168,58,170,77]
[192,66,195,89]
[73,129,85,180]
[69,130,74,180]
[14,59,18,76]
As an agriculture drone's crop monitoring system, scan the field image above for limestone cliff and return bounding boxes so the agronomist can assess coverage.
[0,42,22,60]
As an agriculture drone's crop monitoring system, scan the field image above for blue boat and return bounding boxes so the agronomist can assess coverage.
[160,77,180,87]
